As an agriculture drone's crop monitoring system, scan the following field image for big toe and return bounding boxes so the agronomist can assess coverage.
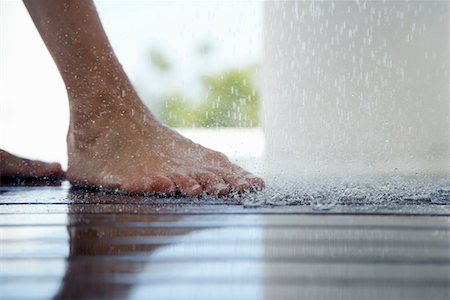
[230,165,264,191]
[44,163,65,178]
[220,172,251,193]
[243,173,265,191]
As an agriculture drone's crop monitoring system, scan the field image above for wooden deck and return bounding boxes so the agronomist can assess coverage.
[1,183,449,300]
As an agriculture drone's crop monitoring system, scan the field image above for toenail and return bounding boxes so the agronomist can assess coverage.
[190,184,201,191]
[214,183,229,191]
[237,179,249,186]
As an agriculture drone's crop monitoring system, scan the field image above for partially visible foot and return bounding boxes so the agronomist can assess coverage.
[66,90,265,196]
[0,150,65,185]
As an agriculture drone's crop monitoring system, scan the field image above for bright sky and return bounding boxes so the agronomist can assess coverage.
[0,1,262,165]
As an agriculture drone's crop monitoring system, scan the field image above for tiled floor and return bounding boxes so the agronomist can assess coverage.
[1,184,449,300]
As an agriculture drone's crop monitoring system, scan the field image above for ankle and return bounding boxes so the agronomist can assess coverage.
[67,98,160,151]
[67,80,133,125]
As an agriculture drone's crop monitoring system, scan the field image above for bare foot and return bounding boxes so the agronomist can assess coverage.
[66,89,265,196]
[0,150,64,185]
[21,0,263,196]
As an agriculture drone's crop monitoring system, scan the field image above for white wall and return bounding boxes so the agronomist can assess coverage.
[262,1,449,176]
[0,1,69,165]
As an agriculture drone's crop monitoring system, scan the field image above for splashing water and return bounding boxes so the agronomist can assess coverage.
[259,0,449,211]
[242,174,450,210]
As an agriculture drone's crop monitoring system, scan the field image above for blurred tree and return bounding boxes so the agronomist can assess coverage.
[159,65,260,128]
[148,48,171,72]
[196,41,213,57]
[198,66,259,127]
[159,93,198,127]
[141,44,260,128]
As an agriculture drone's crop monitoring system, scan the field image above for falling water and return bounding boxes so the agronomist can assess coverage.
[257,0,449,208]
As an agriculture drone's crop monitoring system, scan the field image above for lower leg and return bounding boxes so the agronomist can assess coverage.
[23,0,264,195]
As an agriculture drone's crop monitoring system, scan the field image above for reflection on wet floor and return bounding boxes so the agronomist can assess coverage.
[0,184,449,300]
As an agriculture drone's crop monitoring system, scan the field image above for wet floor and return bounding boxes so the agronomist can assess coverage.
[1,183,449,300]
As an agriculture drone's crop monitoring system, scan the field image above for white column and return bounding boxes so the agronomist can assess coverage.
[262,1,449,177]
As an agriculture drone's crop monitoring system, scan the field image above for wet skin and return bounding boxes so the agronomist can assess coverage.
[66,98,264,196]
[0,0,264,195]
[0,150,64,185]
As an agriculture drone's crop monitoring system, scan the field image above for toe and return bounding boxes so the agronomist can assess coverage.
[219,172,251,193]
[170,173,203,197]
[45,163,65,178]
[194,171,230,196]
[243,173,265,190]
[145,175,177,195]
[122,174,176,195]
[228,165,265,191]
[22,160,64,179]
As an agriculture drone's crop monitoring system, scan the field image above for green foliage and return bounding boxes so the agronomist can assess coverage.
[196,41,213,57]
[149,49,171,72]
[159,94,198,127]
[159,65,260,128]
